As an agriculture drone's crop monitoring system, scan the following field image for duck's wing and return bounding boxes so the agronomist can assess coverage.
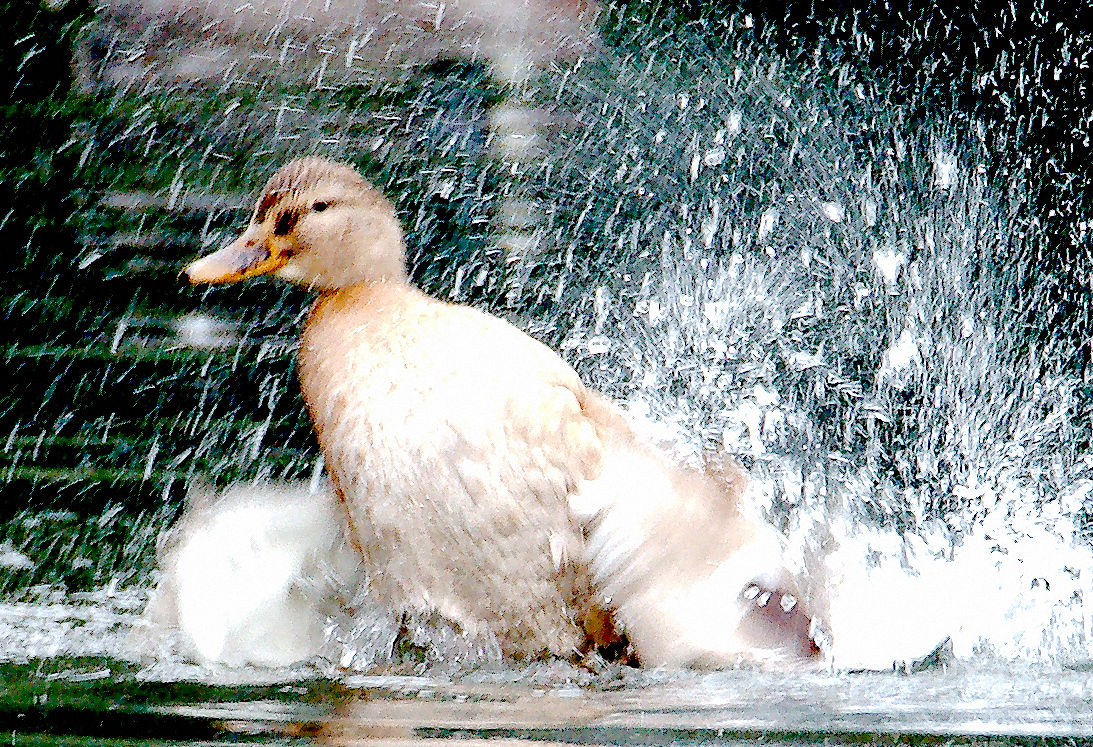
[570,393,822,667]
[468,329,822,665]
[137,483,360,667]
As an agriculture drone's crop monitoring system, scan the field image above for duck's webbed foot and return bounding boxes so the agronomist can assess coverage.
[737,581,822,659]
[578,604,638,666]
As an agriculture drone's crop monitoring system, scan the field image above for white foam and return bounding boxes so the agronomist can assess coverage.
[138,483,360,668]
[820,490,1093,669]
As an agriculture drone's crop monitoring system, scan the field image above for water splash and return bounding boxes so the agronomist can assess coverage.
[541,14,1092,667]
[5,3,1090,674]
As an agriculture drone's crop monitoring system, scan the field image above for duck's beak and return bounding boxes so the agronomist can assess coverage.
[183,226,289,284]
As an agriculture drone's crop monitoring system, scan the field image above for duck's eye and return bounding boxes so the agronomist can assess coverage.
[312,201,328,212]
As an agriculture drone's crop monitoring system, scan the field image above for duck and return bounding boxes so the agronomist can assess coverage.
[181,156,821,667]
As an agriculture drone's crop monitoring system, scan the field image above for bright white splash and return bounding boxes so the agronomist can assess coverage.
[820,481,1093,668]
[569,142,1093,668]
[757,208,779,242]
[872,248,906,287]
[726,109,743,136]
[173,313,240,348]
[818,201,845,223]
[934,150,959,190]
[138,483,360,668]
[879,329,920,385]
[0,542,32,570]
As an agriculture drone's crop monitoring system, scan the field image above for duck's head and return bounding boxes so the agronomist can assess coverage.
[184,157,407,289]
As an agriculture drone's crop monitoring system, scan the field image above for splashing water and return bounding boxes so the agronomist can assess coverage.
[534,12,1093,668]
[3,2,1091,677]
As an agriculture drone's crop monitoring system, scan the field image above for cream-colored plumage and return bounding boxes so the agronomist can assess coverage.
[183,156,820,665]
[301,281,601,656]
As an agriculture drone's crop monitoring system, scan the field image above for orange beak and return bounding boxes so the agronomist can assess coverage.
[183,226,289,284]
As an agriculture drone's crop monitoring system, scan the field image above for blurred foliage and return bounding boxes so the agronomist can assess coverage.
[0,1,88,263]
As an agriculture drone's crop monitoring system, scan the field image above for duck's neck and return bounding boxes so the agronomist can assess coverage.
[298,276,424,432]
[357,250,409,287]
[313,276,425,319]
[332,273,415,297]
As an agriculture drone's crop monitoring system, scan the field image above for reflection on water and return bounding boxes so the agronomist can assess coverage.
[3,593,1090,742]
[2,651,1092,744]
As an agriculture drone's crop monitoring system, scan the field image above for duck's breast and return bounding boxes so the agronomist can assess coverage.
[296,285,602,655]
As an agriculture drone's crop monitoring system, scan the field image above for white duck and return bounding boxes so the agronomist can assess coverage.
[181,156,820,666]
